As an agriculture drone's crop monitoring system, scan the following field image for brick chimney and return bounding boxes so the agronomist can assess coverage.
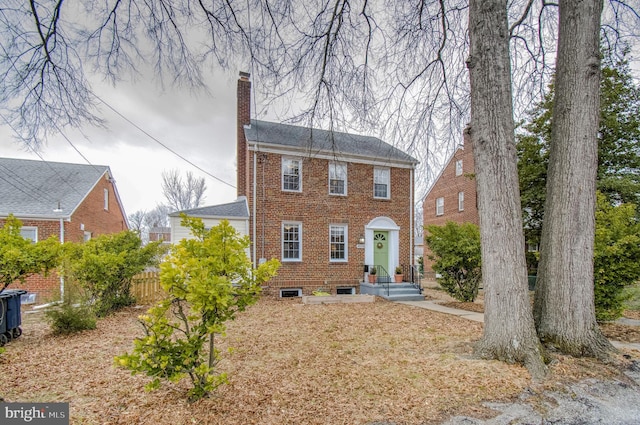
[237,71,251,197]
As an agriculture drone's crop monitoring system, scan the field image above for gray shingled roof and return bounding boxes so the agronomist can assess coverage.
[170,197,249,219]
[244,120,418,164]
[0,157,110,218]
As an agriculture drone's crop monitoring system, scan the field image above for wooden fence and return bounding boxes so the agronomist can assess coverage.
[131,271,165,304]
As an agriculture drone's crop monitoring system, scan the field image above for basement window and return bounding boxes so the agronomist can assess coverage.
[280,288,302,298]
[336,287,355,295]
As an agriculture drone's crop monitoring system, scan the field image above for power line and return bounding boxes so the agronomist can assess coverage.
[95,94,236,189]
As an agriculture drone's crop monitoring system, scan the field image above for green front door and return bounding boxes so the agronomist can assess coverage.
[373,231,389,277]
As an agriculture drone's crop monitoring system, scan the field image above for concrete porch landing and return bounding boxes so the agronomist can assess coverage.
[359,281,425,301]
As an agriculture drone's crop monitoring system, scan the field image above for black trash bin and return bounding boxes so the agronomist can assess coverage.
[0,289,27,345]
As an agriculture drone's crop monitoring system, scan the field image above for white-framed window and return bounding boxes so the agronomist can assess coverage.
[104,188,109,210]
[282,157,302,192]
[373,167,390,199]
[84,231,92,242]
[455,159,463,176]
[458,192,464,211]
[329,224,348,262]
[20,227,38,242]
[282,222,302,261]
[329,162,347,195]
[436,197,444,216]
[528,242,539,252]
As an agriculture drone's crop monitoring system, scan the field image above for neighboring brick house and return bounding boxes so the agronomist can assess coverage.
[0,157,129,300]
[148,227,172,244]
[422,127,479,273]
[236,72,419,297]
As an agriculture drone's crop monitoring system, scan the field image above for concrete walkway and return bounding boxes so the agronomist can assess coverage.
[396,299,640,352]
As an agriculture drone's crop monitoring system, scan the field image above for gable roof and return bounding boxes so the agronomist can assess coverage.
[244,119,418,166]
[169,197,249,219]
[0,157,117,219]
[422,144,464,202]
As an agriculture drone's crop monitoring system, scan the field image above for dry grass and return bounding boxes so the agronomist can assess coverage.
[1,297,637,425]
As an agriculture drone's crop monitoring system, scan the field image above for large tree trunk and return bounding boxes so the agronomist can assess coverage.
[533,0,613,358]
[467,0,546,378]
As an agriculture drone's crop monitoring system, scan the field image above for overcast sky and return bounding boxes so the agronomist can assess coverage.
[0,68,247,216]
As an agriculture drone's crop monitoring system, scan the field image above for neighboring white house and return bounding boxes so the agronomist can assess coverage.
[169,197,250,243]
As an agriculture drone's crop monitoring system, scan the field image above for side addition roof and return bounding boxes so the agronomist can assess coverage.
[244,119,418,167]
[169,197,250,220]
[0,157,121,219]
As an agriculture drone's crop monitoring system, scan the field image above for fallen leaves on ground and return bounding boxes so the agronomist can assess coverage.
[1,297,637,425]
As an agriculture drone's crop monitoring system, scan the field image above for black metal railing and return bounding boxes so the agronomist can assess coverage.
[400,264,423,293]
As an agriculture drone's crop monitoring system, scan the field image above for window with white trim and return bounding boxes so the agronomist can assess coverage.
[373,167,390,199]
[329,162,347,195]
[282,158,301,192]
[329,224,348,262]
[20,227,38,242]
[458,192,464,211]
[104,188,109,210]
[436,197,444,216]
[282,222,302,261]
[455,159,463,176]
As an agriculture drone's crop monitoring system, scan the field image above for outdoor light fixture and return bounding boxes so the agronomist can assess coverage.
[358,235,365,244]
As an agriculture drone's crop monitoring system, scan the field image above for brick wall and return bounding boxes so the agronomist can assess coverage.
[0,173,128,301]
[237,72,251,198]
[249,151,414,295]
[422,128,478,272]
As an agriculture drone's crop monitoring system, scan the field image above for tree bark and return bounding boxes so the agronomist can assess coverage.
[467,0,546,378]
[534,0,614,358]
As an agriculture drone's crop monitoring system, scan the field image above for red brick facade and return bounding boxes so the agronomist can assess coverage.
[237,72,251,198]
[237,74,416,296]
[0,173,128,300]
[422,127,479,272]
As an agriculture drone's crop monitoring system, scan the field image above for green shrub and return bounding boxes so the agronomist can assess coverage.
[64,231,165,317]
[45,303,97,335]
[116,217,280,401]
[594,193,640,321]
[425,222,482,302]
[45,279,97,334]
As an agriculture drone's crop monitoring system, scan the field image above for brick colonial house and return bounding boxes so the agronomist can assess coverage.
[236,72,420,297]
[422,127,479,273]
[0,158,128,300]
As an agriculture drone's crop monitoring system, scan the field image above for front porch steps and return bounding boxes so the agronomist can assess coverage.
[359,281,425,302]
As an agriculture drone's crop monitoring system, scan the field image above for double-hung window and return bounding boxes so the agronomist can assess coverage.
[104,188,109,210]
[436,197,444,216]
[282,222,302,261]
[329,225,348,262]
[282,158,301,192]
[329,162,347,195]
[373,167,390,199]
[20,227,38,242]
[455,159,463,176]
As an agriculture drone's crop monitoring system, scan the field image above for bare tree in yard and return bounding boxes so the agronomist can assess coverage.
[2,0,639,371]
[466,0,545,377]
[533,0,614,358]
[161,169,206,212]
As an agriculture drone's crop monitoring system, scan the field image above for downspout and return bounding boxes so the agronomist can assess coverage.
[59,217,65,301]
[252,150,257,267]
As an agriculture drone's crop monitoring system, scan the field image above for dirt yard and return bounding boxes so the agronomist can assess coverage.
[1,297,638,425]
